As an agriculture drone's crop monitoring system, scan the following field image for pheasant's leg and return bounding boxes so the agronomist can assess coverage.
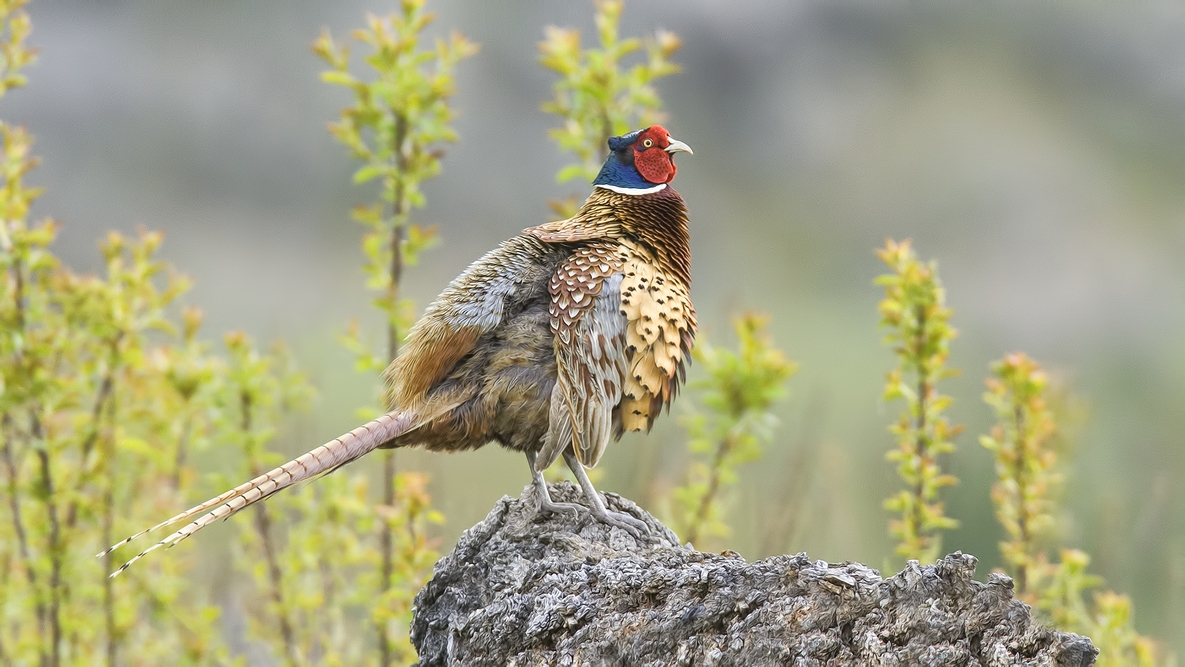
[526,451,584,517]
[563,451,649,538]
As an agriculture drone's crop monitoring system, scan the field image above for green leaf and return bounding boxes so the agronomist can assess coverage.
[320,70,356,87]
[352,164,384,184]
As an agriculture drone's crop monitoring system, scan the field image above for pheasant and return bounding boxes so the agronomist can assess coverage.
[103,126,695,574]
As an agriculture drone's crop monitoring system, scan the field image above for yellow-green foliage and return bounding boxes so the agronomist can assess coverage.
[365,471,443,663]
[668,314,796,547]
[217,333,312,665]
[1087,590,1160,667]
[2,4,454,665]
[0,125,225,667]
[0,0,33,97]
[1036,550,1161,666]
[980,355,1164,665]
[980,352,1060,597]
[314,0,476,363]
[539,0,681,216]
[0,7,227,661]
[1039,548,1100,632]
[876,238,962,564]
[215,333,442,665]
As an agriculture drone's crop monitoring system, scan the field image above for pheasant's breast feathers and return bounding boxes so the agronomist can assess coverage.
[617,239,696,431]
[545,238,697,435]
[539,187,697,438]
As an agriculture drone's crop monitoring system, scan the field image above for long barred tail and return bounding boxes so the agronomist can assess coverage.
[100,411,417,577]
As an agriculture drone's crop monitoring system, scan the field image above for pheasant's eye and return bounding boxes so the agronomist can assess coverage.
[642,139,653,148]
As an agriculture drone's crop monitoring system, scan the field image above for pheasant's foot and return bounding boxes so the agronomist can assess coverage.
[563,451,650,539]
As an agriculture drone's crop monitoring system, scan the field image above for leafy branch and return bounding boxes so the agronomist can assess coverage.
[314,2,475,364]
[0,0,34,99]
[981,352,1060,597]
[980,354,1163,666]
[876,238,961,564]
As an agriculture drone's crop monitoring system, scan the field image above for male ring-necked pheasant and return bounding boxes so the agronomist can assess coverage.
[104,126,695,573]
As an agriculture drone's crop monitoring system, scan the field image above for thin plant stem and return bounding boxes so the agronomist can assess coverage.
[31,412,61,667]
[911,304,928,552]
[686,433,735,546]
[385,113,408,363]
[315,532,336,663]
[1013,403,1029,594]
[6,246,50,667]
[378,451,395,667]
[378,106,409,667]
[170,409,194,491]
[254,504,296,665]
[102,481,115,666]
[65,338,120,530]
[877,239,959,563]
[0,586,8,666]
[12,254,24,330]
[241,391,297,665]
[101,390,118,667]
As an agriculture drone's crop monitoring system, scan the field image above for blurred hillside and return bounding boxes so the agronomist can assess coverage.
[8,0,1185,649]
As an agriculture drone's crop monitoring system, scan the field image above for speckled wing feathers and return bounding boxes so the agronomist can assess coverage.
[529,187,697,469]
[538,244,627,469]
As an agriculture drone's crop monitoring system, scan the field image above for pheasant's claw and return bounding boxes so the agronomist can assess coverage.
[561,450,651,539]
[590,505,649,539]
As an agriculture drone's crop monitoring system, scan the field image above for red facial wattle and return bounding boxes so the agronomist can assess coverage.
[633,127,678,184]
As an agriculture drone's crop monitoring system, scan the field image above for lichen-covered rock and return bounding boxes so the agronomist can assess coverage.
[411,482,1096,666]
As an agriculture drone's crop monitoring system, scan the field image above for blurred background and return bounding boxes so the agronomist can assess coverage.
[7,0,1185,649]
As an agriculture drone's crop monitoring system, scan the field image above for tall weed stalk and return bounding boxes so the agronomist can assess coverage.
[876,239,961,564]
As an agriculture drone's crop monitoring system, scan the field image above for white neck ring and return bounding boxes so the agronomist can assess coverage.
[594,183,667,195]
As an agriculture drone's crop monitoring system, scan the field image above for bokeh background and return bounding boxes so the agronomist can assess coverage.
[7,0,1185,649]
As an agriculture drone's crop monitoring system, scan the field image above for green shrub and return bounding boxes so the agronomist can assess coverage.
[667,314,796,547]
[310,3,474,663]
[981,354,1163,665]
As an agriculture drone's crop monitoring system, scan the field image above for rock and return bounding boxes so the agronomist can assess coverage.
[411,482,1096,666]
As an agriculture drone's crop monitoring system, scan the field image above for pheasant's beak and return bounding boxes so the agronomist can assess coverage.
[664,137,693,155]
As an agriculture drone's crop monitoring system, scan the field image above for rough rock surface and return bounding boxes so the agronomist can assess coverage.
[411,482,1096,666]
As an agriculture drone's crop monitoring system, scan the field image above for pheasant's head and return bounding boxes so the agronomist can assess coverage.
[592,126,693,194]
